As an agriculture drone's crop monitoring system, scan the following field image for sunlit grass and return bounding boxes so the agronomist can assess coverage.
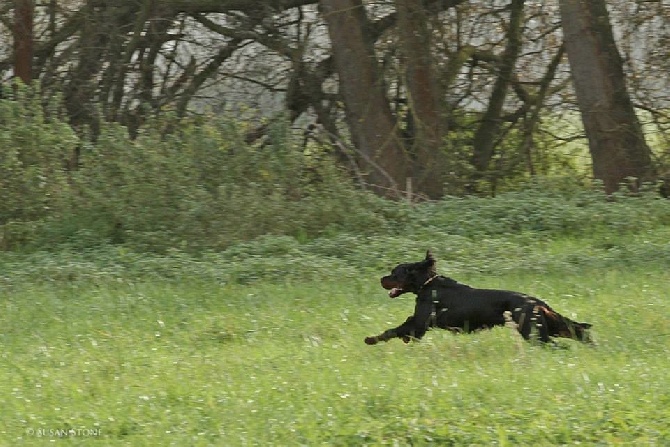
[1,265,669,445]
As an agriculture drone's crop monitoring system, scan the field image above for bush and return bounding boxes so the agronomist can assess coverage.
[0,88,78,228]
[407,178,670,239]
[2,93,669,255]
[2,111,395,252]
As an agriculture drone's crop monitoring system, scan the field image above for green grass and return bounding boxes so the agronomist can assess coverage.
[1,261,669,446]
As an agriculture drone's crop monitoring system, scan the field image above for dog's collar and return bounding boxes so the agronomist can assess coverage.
[419,275,438,291]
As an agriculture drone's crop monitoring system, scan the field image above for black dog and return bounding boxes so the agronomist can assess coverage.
[364,251,592,345]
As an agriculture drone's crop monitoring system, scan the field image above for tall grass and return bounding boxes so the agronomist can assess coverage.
[2,257,669,445]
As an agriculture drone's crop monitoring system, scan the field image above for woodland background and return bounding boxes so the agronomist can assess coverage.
[1,0,670,251]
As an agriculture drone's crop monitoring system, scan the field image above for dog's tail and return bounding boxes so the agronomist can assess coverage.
[537,305,593,342]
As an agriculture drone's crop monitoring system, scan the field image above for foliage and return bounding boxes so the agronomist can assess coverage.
[3,1,670,198]
[3,179,670,271]
[2,224,669,290]
[2,95,670,255]
[440,111,587,196]
[0,87,78,226]
[410,178,670,239]
[0,104,392,252]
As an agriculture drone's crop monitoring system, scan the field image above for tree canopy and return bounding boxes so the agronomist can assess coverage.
[2,0,669,197]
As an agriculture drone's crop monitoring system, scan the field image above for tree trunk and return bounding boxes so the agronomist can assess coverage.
[519,44,565,176]
[558,0,654,193]
[396,0,445,199]
[13,0,34,84]
[319,0,408,197]
[471,0,524,177]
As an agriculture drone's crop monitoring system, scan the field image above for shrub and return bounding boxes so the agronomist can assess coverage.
[21,116,394,252]
[0,88,78,228]
[1,92,669,255]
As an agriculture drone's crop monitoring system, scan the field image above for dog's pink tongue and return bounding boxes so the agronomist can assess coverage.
[389,288,403,298]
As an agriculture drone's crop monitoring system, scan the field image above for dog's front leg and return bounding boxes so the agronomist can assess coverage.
[364,316,418,345]
[364,328,406,345]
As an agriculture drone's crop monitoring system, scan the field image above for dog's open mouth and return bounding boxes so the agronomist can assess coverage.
[381,276,406,298]
[389,287,404,298]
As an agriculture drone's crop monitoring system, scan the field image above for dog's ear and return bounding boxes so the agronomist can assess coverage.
[424,250,437,274]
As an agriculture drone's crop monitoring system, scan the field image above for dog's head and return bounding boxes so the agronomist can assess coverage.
[569,322,594,343]
[542,306,594,342]
[381,250,437,298]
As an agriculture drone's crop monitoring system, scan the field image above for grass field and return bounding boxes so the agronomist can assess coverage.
[1,248,669,446]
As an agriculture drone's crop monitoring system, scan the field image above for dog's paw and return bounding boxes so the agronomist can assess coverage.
[402,336,411,344]
[364,336,378,345]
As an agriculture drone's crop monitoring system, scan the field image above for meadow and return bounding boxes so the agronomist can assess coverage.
[2,185,670,446]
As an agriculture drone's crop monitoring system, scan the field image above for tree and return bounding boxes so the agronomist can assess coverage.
[319,0,408,197]
[2,0,665,198]
[395,0,445,198]
[470,0,524,178]
[13,0,33,84]
[558,0,654,193]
